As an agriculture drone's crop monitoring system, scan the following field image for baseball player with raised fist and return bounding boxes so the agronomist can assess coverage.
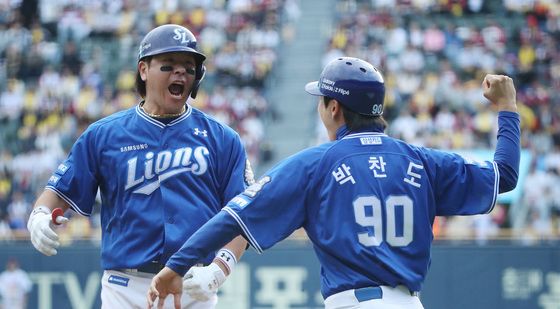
[27,24,253,308]
[147,57,520,309]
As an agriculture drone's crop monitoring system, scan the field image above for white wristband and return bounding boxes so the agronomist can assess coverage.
[27,206,51,231]
[215,249,237,275]
[30,206,51,217]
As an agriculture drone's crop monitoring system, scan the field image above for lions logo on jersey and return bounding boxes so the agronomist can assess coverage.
[125,146,209,194]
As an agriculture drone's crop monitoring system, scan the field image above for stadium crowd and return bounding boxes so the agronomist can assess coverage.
[0,0,299,240]
[319,0,560,243]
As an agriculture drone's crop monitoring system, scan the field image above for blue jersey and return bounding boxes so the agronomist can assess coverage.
[46,104,252,269]
[224,127,499,297]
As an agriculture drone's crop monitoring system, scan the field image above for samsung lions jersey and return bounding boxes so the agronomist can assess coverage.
[224,126,498,298]
[46,104,252,270]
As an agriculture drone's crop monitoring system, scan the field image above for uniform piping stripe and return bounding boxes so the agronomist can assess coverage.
[45,186,90,217]
[135,104,192,127]
[223,207,263,254]
[342,132,387,140]
[168,105,192,126]
[487,161,500,214]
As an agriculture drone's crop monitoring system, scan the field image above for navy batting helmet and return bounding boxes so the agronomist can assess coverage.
[305,57,385,116]
[138,24,207,98]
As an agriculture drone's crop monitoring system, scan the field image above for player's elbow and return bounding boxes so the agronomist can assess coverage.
[498,168,518,193]
[499,178,517,193]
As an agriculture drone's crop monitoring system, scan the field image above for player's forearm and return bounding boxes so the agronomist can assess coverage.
[494,111,521,193]
[221,235,247,260]
[166,211,243,276]
[33,189,70,212]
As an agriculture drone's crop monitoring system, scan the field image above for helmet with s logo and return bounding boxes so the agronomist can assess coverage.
[138,24,206,98]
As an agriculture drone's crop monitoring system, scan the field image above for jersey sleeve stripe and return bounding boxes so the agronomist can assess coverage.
[45,186,91,217]
[223,207,263,254]
[486,161,500,214]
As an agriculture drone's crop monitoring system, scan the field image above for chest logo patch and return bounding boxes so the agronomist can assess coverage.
[125,146,210,195]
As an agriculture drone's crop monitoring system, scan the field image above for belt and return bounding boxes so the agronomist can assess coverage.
[325,286,419,309]
[354,286,419,301]
[119,261,166,275]
[117,262,206,275]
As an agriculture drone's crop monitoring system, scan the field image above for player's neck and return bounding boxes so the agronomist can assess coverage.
[140,101,186,118]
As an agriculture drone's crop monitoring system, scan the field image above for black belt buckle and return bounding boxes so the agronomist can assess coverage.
[137,261,165,274]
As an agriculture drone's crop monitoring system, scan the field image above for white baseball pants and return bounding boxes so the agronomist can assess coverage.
[324,285,424,309]
[101,270,217,309]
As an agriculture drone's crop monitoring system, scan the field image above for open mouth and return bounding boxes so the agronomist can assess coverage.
[168,83,185,97]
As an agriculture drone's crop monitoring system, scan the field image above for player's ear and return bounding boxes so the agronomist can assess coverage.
[330,99,343,119]
[138,61,149,81]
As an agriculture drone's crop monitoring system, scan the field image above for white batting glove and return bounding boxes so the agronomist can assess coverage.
[183,263,226,301]
[27,206,69,256]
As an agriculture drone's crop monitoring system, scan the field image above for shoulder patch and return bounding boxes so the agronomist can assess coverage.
[48,175,61,186]
[56,163,70,175]
[230,195,250,208]
[242,176,271,198]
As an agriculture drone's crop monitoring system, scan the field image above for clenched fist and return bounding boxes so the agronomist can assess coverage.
[482,74,517,112]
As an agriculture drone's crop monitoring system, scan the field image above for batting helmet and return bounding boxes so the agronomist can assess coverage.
[305,57,385,116]
[138,24,207,98]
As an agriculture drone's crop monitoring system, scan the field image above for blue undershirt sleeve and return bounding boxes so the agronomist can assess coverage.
[494,111,521,193]
[166,211,243,276]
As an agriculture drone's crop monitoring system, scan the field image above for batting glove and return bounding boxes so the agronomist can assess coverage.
[27,206,69,256]
[183,263,226,301]
[183,249,237,301]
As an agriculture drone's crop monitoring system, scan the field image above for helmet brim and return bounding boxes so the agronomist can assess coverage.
[139,47,206,63]
[305,81,323,96]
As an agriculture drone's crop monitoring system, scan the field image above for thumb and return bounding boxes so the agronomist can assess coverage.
[482,76,490,92]
[56,216,69,225]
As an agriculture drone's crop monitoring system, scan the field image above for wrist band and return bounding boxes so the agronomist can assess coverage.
[31,206,51,216]
[28,206,51,230]
[215,249,237,275]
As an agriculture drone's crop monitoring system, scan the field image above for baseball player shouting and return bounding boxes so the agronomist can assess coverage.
[27,24,253,309]
[147,57,521,309]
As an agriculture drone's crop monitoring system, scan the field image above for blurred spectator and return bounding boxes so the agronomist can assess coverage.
[0,258,32,309]
[6,191,30,231]
[0,79,24,120]
[57,5,91,44]
[0,213,13,240]
[423,23,446,54]
[60,41,82,75]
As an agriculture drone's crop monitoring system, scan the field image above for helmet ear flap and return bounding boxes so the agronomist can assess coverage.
[190,64,206,99]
